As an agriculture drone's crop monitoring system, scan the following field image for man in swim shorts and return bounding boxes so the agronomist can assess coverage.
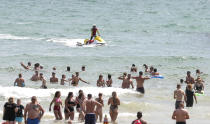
[132,71,150,94]
[108,92,120,123]
[84,94,102,124]
[132,111,147,124]
[174,84,186,109]
[14,73,25,87]
[24,96,44,124]
[172,103,189,124]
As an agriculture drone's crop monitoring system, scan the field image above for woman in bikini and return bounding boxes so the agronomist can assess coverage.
[49,91,63,120]
[108,91,120,123]
[64,92,76,120]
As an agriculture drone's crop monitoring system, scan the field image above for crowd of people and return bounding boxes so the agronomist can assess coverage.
[2,62,205,124]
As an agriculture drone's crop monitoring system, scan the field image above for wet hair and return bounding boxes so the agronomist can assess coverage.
[196,69,200,74]
[137,111,142,119]
[35,71,39,74]
[52,72,55,75]
[34,63,40,68]
[154,68,157,72]
[28,62,31,66]
[54,91,61,98]
[82,66,85,69]
[19,73,22,78]
[187,71,191,74]
[139,71,143,75]
[62,74,65,78]
[67,92,73,99]
[177,84,181,88]
[99,93,102,96]
[143,64,147,68]
[99,74,103,78]
[88,94,92,99]
[78,92,84,99]
[132,64,135,67]
[76,72,79,75]
[108,74,111,79]
[180,79,184,83]
[78,89,83,94]
[67,66,70,71]
[123,72,127,76]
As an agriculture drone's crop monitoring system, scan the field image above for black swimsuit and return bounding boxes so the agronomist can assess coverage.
[3,102,17,121]
[65,99,75,113]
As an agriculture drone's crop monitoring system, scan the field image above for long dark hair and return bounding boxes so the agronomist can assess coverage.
[54,91,61,98]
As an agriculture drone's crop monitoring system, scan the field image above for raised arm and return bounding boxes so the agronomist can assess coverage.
[79,78,89,84]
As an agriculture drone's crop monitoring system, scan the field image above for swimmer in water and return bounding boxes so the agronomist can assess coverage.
[31,71,39,81]
[185,71,195,84]
[131,64,137,72]
[39,73,47,89]
[49,91,63,120]
[69,72,89,86]
[106,74,113,87]
[97,74,105,87]
[20,62,31,70]
[50,72,58,83]
[14,73,25,87]
[132,71,150,94]
[60,74,68,85]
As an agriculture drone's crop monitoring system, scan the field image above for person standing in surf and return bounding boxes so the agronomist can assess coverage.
[14,73,25,87]
[132,71,150,94]
[49,91,63,120]
[108,92,120,123]
[24,96,45,124]
[172,102,189,124]
[89,25,100,44]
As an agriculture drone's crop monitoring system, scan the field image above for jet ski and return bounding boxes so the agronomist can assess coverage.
[76,36,106,46]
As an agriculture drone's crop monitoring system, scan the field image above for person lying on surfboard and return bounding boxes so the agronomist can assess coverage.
[88,24,100,44]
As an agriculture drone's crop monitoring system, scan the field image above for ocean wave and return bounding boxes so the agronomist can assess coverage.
[0,34,43,40]
[46,38,84,47]
[0,86,137,99]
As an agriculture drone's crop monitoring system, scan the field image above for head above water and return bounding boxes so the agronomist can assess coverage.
[52,72,56,76]
[82,66,85,71]
[137,111,142,119]
[76,72,79,76]
[67,66,70,71]
[92,24,96,28]
[19,73,22,78]
[139,71,143,76]
[132,64,135,67]
[177,84,181,89]
[127,74,131,79]
[108,74,112,79]
[28,62,31,66]
[154,68,157,72]
[143,64,148,68]
[123,72,127,77]
[187,71,191,76]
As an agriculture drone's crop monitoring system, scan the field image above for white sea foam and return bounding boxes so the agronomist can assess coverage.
[0,86,137,99]
[0,34,42,40]
[46,38,84,47]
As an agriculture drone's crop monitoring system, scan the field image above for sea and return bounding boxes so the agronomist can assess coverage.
[0,0,210,124]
